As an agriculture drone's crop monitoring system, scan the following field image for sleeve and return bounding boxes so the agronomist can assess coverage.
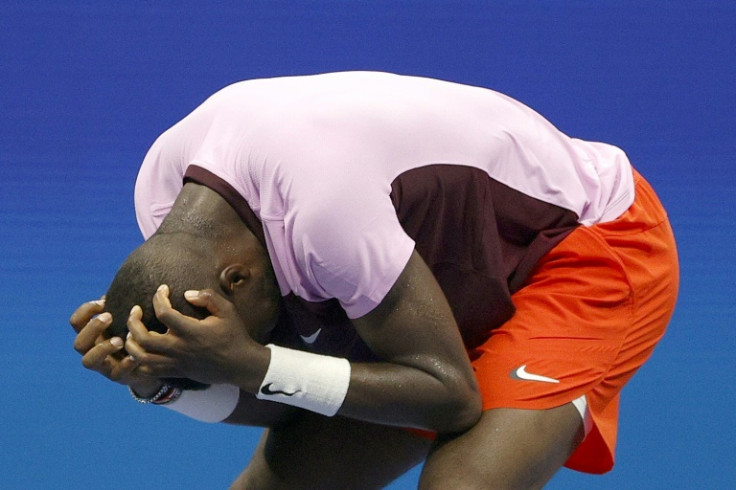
[133,136,187,240]
[288,183,415,319]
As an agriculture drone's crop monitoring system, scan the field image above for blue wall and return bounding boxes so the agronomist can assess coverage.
[1,2,734,488]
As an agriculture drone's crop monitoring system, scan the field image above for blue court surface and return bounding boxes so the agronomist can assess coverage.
[1,2,734,488]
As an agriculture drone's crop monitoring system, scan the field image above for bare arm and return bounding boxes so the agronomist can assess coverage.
[338,250,482,433]
[127,251,481,433]
[70,297,295,427]
[223,391,296,426]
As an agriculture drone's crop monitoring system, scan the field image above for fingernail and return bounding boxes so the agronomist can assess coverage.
[126,332,132,340]
[110,337,123,348]
[93,299,105,306]
[184,290,199,300]
[98,312,112,323]
[158,284,168,293]
[130,305,140,315]
[128,354,137,362]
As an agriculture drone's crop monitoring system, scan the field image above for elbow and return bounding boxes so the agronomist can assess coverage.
[429,378,483,434]
[445,390,483,434]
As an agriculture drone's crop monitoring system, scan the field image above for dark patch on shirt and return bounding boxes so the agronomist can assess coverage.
[184,163,579,354]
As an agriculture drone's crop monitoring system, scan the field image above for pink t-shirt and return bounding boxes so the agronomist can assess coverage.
[134,71,634,319]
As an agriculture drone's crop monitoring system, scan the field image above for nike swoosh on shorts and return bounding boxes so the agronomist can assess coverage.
[510,364,560,384]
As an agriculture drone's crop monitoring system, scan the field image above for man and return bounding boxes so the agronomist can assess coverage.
[70,71,679,488]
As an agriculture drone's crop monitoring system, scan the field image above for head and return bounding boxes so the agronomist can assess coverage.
[103,182,282,390]
[104,234,215,390]
[104,233,217,338]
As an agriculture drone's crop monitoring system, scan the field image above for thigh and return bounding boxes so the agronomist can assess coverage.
[466,221,639,473]
[420,403,584,490]
[231,411,432,490]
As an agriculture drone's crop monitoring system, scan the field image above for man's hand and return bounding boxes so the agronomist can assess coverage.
[70,298,163,397]
[125,285,270,391]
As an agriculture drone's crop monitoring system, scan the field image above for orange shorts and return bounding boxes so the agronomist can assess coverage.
[467,169,679,473]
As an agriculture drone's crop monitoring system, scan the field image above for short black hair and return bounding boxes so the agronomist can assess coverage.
[104,233,218,390]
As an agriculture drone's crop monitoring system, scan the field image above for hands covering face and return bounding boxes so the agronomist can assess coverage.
[125,285,261,386]
[70,297,162,397]
[71,285,266,393]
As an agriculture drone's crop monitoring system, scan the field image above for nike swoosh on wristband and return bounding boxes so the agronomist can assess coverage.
[510,365,560,384]
[260,383,301,397]
[300,328,322,344]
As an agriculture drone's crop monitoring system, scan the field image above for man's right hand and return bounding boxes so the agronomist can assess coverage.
[70,298,163,398]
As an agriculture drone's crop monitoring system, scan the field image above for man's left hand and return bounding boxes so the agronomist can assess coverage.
[125,285,270,391]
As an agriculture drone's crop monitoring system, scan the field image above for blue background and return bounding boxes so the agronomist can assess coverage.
[1,1,734,488]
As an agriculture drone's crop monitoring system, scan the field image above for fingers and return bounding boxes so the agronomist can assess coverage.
[73,311,113,354]
[184,288,235,318]
[152,284,206,335]
[69,297,106,333]
[125,337,175,372]
[153,284,173,310]
[124,339,180,378]
[71,294,183,383]
[127,304,174,352]
[108,354,142,381]
[73,299,139,382]
[125,313,180,379]
[79,334,150,383]
[152,284,182,329]
[125,305,181,377]
[80,335,124,371]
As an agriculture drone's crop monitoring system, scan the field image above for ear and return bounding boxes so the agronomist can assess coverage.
[219,264,252,295]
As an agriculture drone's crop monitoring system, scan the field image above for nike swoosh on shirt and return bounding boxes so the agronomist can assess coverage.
[260,383,301,397]
[300,328,322,344]
[510,365,560,384]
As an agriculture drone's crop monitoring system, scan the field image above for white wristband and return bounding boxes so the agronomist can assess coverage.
[256,344,351,417]
[161,383,240,423]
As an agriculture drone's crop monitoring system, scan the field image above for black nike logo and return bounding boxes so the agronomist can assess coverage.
[260,383,301,397]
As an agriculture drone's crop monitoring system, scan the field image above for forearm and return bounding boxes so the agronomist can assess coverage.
[247,344,482,434]
[224,389,297,427]
[144,382,293,426]
[340,360,482,433]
